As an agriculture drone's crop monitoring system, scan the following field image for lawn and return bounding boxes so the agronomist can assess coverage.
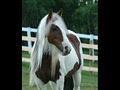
[22,51,98,90]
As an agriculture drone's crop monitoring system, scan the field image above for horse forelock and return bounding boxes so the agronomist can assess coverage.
[52,13,68,34]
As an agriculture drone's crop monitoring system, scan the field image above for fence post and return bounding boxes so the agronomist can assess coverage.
[27,27,32,53]
[89,34,94,75]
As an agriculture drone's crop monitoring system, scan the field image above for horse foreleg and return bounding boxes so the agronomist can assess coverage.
[72,70,82,90]
[49,81,58,90]
[55,75,64,90]
[35,76,47,90]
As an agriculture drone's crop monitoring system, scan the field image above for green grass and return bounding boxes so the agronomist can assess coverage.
[22,52,98,90]
[84,60,98,67]
[22,51,30,58]
[22,62,98,90]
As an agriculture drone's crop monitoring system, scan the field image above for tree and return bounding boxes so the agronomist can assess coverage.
[22,0,98,35]
[72,1,98,35]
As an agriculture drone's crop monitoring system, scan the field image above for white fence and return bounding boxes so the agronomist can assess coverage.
[22,27,98,72]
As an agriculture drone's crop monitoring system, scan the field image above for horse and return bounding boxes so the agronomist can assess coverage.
[29,9,83,90]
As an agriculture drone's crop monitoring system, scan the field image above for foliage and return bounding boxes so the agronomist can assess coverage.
[22,0,98,35]
[73,2,98,35]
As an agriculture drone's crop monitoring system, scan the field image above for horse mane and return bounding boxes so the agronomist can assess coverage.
[29,12,68,86]
[29,15,48,86]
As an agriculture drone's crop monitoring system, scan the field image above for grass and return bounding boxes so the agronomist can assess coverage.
[22,51,30,58]
[22,52,98,90]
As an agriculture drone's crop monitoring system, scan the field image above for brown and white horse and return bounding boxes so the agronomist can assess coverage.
[29,9,83,90]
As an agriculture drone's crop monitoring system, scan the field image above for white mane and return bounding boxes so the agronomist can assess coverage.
[29,13,68,86]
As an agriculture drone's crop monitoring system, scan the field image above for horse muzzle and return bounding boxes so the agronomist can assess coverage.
[58,43,71,56]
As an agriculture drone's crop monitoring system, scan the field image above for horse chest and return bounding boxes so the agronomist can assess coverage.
[35,54,61,84]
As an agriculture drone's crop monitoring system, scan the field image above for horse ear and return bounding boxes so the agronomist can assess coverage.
[47,9,53,24]
[57,8,63,16]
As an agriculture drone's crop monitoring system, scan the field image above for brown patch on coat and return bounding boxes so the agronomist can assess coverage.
[66,34,81,78]
[67,34,80,60]
[35,53,61,84]
[48,24,63,48]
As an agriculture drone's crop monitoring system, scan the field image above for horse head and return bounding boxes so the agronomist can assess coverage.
[45,9,71,56]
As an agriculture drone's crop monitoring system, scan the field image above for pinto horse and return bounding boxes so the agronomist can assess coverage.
[29,9,83,90]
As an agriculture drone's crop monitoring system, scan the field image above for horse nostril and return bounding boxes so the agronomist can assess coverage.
[65,46,68,50]
[65,46,69,54]
[62,45,71,55]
